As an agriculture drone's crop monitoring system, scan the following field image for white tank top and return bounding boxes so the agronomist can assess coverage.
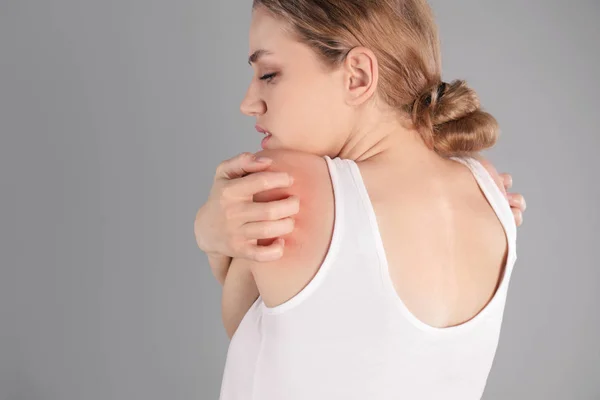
[219,155,518,400]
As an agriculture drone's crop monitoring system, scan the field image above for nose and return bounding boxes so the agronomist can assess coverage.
[240,83,266,116]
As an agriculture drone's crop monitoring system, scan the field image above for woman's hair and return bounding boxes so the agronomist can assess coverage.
[252,0,499,157]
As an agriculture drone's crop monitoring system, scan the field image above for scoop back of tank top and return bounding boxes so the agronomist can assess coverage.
[219,155,517,400]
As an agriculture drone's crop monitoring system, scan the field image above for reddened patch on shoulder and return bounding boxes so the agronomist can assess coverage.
[249,149,330,259]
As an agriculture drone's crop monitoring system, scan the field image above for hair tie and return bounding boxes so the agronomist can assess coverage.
[423,81,447,106]
[437,81,447,100]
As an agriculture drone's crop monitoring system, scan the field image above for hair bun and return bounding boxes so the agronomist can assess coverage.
[412,80,499,156]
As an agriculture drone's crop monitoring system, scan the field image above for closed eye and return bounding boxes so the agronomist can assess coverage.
[260,72,277,82]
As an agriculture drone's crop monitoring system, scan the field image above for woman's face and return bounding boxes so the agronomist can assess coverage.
[240,7,351,155]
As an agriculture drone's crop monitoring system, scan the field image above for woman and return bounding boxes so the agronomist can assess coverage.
[195,1,527,399]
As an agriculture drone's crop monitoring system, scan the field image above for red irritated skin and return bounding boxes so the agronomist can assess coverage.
[252,151,306,248]
[250,149,333,267]
[254,184,297,249]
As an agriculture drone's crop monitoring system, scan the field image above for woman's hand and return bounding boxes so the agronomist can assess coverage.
[194,152,300,262]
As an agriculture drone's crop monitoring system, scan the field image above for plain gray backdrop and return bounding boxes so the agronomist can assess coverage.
[2,1,599,399]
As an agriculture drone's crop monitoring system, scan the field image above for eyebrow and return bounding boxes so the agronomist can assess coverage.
[248,49,273,65]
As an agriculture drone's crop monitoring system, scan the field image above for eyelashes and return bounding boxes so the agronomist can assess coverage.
[259,72,278,83]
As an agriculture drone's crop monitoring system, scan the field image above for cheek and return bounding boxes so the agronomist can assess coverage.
[268,86,319,137]
[287,82,340,132]
[308,76,345,122]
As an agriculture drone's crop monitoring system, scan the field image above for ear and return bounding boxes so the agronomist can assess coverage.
[342,46,379,106]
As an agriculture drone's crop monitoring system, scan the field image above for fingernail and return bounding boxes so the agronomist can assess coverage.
[289,175,294,185]
[256,157,272,163]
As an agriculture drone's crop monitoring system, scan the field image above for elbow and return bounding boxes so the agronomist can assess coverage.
[224,320,237,341]
[224,318,235,340]
[221,300,237,340]
[225,327,234,341]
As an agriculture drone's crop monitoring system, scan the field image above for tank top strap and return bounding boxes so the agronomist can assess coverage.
[321,155,389,290]
[323,155,380,246]
[449,156,518,264]
[323,155,371,222]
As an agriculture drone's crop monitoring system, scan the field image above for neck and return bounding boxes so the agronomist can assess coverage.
[337,115,441,168]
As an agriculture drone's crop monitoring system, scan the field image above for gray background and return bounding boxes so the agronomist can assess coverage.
[2,1,599,399]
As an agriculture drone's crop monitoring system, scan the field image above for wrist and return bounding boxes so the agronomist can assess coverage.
[194,207,214,254]
[207,251,230,262]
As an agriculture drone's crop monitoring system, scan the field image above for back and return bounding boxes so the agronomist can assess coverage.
[361,155,510,329]
[219,155,518,400]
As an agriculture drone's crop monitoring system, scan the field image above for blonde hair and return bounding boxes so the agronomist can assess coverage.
[252,0,499,157]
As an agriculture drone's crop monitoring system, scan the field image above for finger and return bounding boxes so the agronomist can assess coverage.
[215,152,273,181]
[227,171,294,198]
[241,195,300,221]
[507,193,526,211]
[241,218,296,240]
[499,173,512,190]
[512,208,523,227]
[242,238,286,262]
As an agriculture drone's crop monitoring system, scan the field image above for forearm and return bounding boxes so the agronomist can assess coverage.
[222,258,260,340]
[207,253,232,287]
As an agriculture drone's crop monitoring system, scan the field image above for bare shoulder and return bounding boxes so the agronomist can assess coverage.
[250,149,331,210]
[247,149,336,309]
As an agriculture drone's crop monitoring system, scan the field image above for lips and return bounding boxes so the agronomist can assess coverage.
[256,124,273,148]
[255,124,270,135]
[257,125,273,149]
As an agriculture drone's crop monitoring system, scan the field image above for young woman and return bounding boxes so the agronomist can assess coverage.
[195,1,527,398]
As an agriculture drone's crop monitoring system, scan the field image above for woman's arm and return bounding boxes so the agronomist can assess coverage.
[206,249,259,340]
[222,258,259,339]
[207,253,232,287]
[206,245,261,340]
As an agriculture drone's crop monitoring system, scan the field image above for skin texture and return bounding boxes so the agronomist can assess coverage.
[222,6,525,339]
